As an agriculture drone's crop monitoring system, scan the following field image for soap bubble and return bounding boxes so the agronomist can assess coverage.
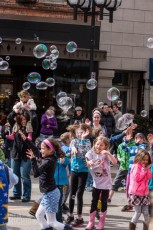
[56,91,67,103]
[66,41,77,53]
[107,87,120,101]
[98,102,104,109]
[50,45,57,53]
[33,44,48,59]
[50,62,57,70]
[58,96,73,112]
[27,72,41,84]
[116,113,134,131]
[117,100,122,107]
[0,61,9,70]
[147,37,153,48]
[140,110,147,117]
[46,78,55,87]
[0,37,2,44]
[15,38,22,45]
[0,57,3,62]
[5,56,10,61]
[86,78,97,90]
[42,59,50,70]
[51,49,59,59]
[49,54,57,62]
[36,81,48,90]
[22,82,31,90]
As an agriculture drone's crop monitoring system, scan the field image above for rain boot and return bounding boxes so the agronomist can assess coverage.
[143,222,148,230]
[29,201,39,216]
[96,211,107,230]
[129,222,136,230]
[85,211,96,230]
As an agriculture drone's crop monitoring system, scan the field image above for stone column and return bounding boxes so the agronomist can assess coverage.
[143,72,150,114]
[97,69,115,105]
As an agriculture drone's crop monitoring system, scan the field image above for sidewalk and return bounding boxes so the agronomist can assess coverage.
[7,166,152,230]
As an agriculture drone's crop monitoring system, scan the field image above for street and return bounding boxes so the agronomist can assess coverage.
[7,167,153,230]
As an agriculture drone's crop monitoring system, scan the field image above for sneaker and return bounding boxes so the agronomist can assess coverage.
[9,196,21,200]
[72,218,84,227]
[66,215,74,225]
[121,205,133,212]
[22,198,30,202]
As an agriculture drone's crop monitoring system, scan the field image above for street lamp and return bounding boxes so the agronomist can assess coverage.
[67,0,122,117]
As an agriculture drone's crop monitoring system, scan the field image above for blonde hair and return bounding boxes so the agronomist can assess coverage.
[60,132,71,144]
[17,90,30,98]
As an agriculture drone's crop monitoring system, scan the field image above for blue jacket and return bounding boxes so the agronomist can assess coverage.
[0,160,9,226]
[54,157,70,186]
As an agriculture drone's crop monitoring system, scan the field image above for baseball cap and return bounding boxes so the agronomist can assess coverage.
[75,106,82,111]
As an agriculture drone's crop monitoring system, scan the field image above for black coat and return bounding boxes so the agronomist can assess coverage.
[100,112,115,137]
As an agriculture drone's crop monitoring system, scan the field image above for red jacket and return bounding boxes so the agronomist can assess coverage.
[129,163,152,196]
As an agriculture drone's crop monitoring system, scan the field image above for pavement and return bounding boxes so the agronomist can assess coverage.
[7,166,153,230]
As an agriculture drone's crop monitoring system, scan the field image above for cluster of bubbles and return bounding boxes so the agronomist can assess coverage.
[56,91,73,115]
[147,37,153,49]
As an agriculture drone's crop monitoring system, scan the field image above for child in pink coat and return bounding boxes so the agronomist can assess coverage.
[128,149,152,230]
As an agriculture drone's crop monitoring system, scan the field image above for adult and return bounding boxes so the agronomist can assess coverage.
[100,103,115,138]
[70,106,85,125]
[40,106,58,139]
[112,104,122,126]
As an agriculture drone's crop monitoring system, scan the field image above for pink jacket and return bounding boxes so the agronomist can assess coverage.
[129,163,152,196]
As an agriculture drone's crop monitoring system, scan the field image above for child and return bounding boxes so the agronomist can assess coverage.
[26,137,72,230]
[66,123,92,227]
[40,106,58,139]
[128,149,152,230]
[85,136,117,230]
[60,132,72,213]
[7,90,37,141]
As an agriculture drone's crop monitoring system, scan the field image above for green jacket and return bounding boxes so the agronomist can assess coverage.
[0,148,5,162]
[117,139,135,170]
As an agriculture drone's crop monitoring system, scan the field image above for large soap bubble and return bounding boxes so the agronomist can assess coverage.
[22,82,31,90]
[0,61,9,71]
[147,37,153,48]
[86,78,97,90]
[66,41,77,53]
[42,59,50,70]
[140,110,147,117]
[36,81,48,90]
[107,87,120,101]
[116,113,134,131]
[27,72,41,84]
[56,91,67,103]
[46,78,55,87]
[58,96,73,112]
[33,44,48,59]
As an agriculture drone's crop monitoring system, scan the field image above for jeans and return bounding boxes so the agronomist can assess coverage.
[85,171,93,188]
[11,158,31,199]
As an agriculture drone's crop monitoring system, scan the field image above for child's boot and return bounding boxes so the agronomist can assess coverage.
[85,211,96,230]
[6,132,15,140]
[96,211,107,230]
[143,222,148,230]
[29,201,39,216]
[129,222,136,230]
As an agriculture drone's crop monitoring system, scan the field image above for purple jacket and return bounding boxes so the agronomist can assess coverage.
[40,114,58,135]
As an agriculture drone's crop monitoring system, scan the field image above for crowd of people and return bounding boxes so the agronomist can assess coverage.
[0,89,153,230]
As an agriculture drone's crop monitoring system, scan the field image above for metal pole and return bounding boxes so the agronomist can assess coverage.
[87,0,96,119]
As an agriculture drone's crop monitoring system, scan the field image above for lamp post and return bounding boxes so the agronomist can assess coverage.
[67,0,122,118]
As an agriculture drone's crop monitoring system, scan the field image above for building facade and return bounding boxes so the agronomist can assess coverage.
[99,0,153,114]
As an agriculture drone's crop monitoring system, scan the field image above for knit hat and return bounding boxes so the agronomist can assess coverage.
[75,106,82,111]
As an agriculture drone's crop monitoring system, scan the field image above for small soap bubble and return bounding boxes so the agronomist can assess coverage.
[50,45,57,53]
[147,37,153,49]
[107,87,120,101]
[42,59,50,70]
[36,81,48,90]
[46,78,55,87]
[50,62,57,70]
[33,44,48,59]
[22,82,31,90]
[0,37,2,44]
[15,38,22,45]
[86,78,97,90]
[140,110,147,117]
[98,102,104,109]
[66,41,77,53]
[117,100,122,107]
[0,61,9,71]
[56,91,67,103]
[58,96,73,112]
[5,56,10,61]
[27,72,41,84]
